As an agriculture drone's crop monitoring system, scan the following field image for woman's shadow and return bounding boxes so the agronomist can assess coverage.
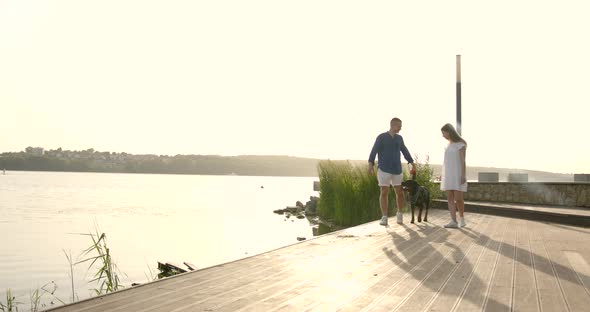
[379,220,512,311]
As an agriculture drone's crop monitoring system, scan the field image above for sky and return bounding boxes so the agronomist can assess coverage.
[1,0,589,174]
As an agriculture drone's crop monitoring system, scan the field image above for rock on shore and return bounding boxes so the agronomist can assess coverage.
[273,196,319,218]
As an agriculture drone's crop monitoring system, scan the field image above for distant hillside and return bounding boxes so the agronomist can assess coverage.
[441,165,573,182]
[0,152,321,177]
[0,150,574,181]
[343,160,573,182]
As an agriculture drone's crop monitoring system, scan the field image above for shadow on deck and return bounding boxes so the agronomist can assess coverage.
[432,199,590,227]
[47,208,590,311]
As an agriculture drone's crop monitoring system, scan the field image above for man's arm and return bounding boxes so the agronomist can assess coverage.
[400,137,415,170]
[368,135,381,174]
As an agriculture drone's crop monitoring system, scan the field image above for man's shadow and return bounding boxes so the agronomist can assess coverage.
[379,217,512,311]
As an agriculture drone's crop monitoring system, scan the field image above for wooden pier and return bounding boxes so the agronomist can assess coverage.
[47,208,590,311]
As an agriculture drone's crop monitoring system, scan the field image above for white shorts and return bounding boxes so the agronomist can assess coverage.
[377,168,403,187]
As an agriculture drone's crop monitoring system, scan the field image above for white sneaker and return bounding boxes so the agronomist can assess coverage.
[396,213,403,224]
[379,216,388,226]
[444,220,458,228]
[459,218,466,228]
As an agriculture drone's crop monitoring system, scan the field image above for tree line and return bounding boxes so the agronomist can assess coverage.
[0,152,321,177]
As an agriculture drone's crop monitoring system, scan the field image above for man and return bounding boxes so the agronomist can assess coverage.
[368,117,416,226]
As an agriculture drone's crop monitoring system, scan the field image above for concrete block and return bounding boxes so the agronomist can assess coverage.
[574,174,590,182]
[478,172,499,182]
[313,181,320,191]
[508,173,528,182]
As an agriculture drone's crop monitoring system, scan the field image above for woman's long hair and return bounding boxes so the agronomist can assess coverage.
[441,123,467,144]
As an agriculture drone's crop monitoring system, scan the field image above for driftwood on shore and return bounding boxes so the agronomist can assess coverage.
[157,261,196,279]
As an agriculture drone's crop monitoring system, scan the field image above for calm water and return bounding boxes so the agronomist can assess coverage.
[0,171,319,307]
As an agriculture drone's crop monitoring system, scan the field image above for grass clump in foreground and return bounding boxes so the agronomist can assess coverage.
[0,226,126,311]
[317,156,441,227]
[76,228,125,296]
[1,281,65,312]
[0,289,19,312]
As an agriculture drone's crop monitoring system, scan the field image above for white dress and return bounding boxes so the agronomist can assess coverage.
[441,142,467,192]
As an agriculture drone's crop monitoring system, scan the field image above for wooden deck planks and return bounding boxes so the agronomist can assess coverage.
[85,226,379,312]
[421,215,503,312]
[117,240,368,311]
[512,219,540,312]
[545,241,590,311]
[283,215,455,311]
[336,215,486,312]
[389,215,497,312]
[236,214,454,312]
[453,214,508,312]
[528,221,568,312]
[46,210,590,312]
[117,213,452,312]
[482,218,517,312]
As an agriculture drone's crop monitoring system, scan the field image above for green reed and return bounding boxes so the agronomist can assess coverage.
[1,280,66,312]
[317,157,441,227]
[411,155,444,200]
[63,250,78,303]
[1,227,128,312]
[0,289,20,312]
[76,228,124,295]
[317,160,389,227]
[29,282,64,312]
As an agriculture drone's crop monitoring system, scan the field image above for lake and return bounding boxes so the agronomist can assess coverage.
[0,171,319,308]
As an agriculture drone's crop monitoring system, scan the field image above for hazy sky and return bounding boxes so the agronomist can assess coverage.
[2,1,589,174]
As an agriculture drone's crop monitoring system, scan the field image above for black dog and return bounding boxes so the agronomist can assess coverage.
[401,180,430,224]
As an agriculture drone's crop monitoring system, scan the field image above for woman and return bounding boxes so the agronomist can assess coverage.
[440,123,467,228]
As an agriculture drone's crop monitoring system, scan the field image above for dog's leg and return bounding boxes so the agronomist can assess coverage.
[410,203,415,224]
[424,200,429,222]
[418,204,422,223]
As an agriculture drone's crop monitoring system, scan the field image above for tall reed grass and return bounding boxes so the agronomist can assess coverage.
[411,155,444,200]
[29,282,63,312]
[317,157,441,227]
[76,229,124,295]
[0,227,126,311]
[317,160,386,227]
[0,289,19,312]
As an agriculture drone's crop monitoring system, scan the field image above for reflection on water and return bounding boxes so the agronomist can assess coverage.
[315,223,337,236]
[0,171,320,308]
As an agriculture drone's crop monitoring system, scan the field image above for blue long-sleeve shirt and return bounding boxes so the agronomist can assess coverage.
[368,132,414,175]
